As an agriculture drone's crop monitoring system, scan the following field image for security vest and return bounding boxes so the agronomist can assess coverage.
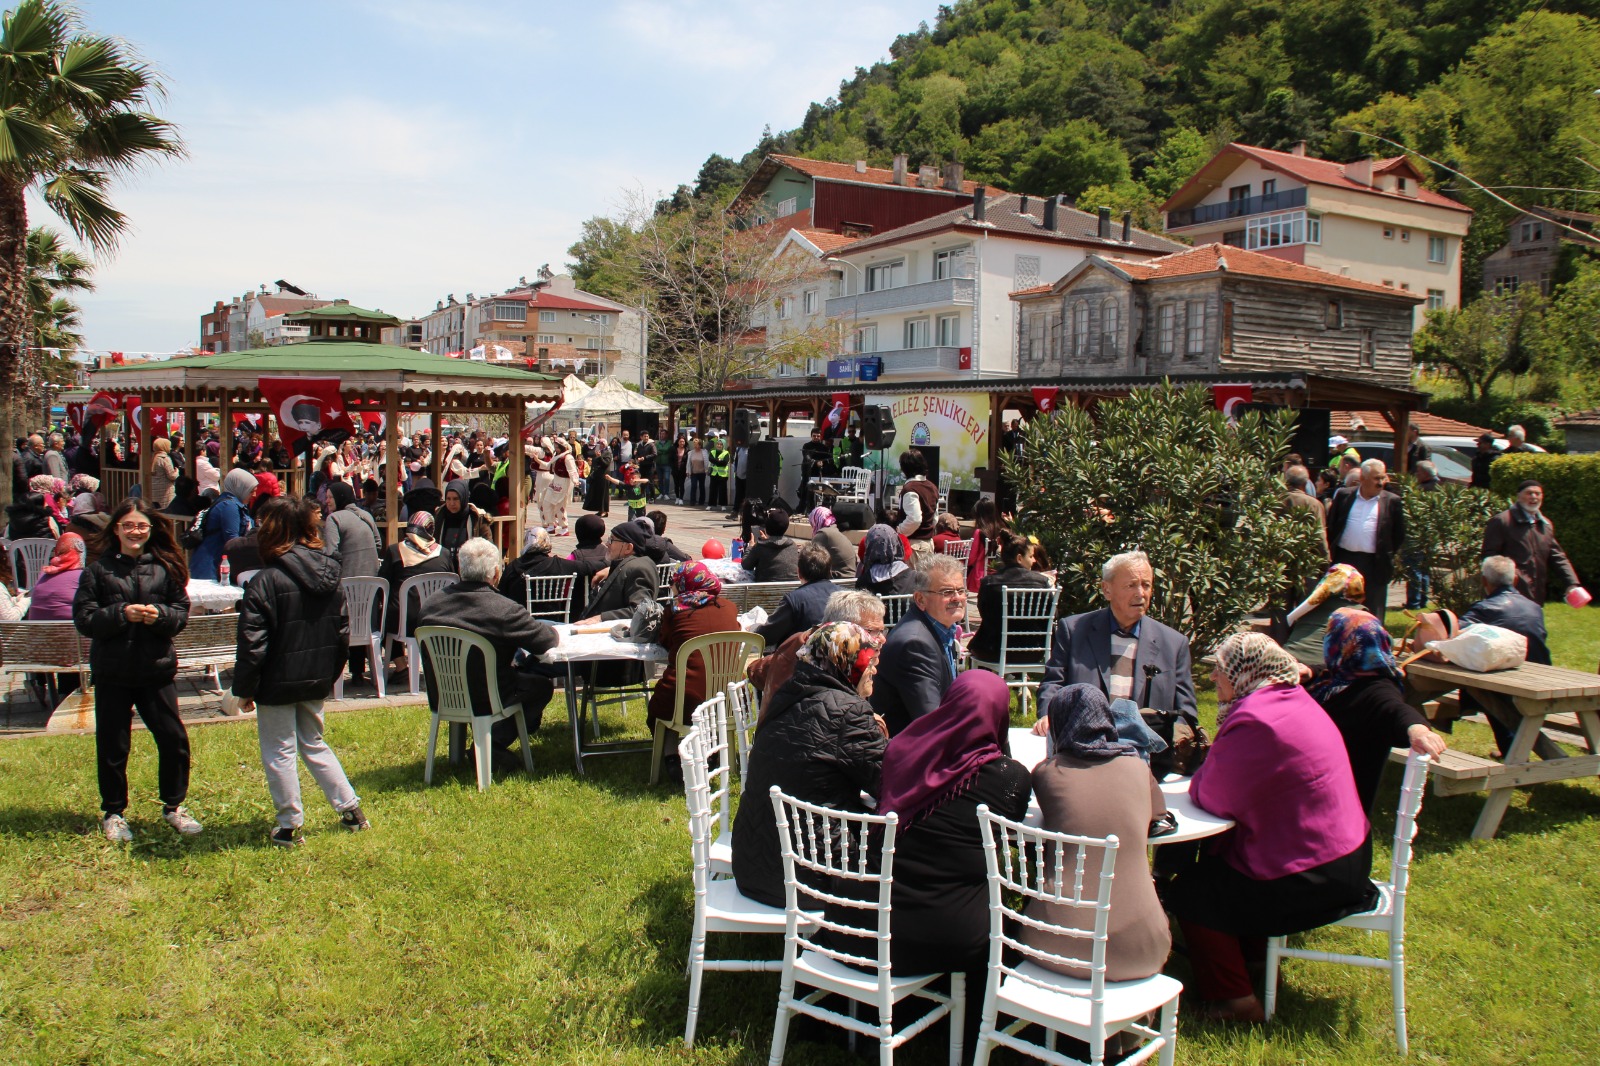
[832,437,852,468]
[623,480,648,509]
[708,445,730,478]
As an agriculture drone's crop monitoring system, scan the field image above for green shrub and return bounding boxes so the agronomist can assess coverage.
[1429,395,1565,450]
[1490,453,1600,582]
[1396,478,1509,613]
[1003,382,1326,658]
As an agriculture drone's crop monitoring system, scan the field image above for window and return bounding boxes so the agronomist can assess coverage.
[1221,300,1234,355]
[936,313,960,346]
[1185,300,1206,356]
[1495,276,1520,295]
[1261,179,1277,198]
[802,289,818,315]
[1023,311,1047,362]
[1539,273,1552,296]
[1400,230,1411,242]
[1522,221,1544,242]
[1361,329,1376,368]
[1428,236,1446,264]
[1157,304,1176,355]
[584,337,600,349]
[492,301,523,321]
[1099,298,1120,358]
[775,196,797,217]
[1325,300,1344,329]
[1070,300,1090,357]
[1397,177,1409,194]
[1228,184,1251,203]
[852,324,878,353]
[1245,210,1319,249]
[539,310,556,323]
[865,260,903,292]
[1426,289,1445,310]
[904,318,930,349]
[1382,279,1394,287]
[933,247,968,280]
[777,296,794,320]
[1383,226,1395,239]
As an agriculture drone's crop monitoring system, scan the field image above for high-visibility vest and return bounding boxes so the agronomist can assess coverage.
[708,446,730,478]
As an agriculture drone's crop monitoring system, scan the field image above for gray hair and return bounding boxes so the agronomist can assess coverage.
[47,432,63,448]
[824,588,885,626]
[1482,555,1518,590]
[1415,460,1437,480]
[456,537,503,583]
[1508,424,1526,442]
[1360,458,1387,477]
[1102,550,1151,583]
[911,553,965,592]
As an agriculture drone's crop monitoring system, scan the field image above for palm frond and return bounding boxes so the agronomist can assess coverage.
[53,36,149,107]
[73,110,181,170]
[41,166,125,251]
[0,104,62,170]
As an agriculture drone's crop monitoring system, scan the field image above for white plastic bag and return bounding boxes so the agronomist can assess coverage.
[738,606,768,633]
[1426,623,1527,673]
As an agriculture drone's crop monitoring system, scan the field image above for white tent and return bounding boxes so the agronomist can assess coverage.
[559,375,666,415]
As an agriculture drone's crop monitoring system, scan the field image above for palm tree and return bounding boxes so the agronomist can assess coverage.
[0,0,182,504]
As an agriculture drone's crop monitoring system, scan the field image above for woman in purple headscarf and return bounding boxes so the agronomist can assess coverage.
[806,505,855,579]
[645,562,740,728]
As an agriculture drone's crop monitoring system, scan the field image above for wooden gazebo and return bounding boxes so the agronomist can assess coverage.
[87,342,564,552]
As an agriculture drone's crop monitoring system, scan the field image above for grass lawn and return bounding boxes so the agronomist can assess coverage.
[1,609,1597,1065]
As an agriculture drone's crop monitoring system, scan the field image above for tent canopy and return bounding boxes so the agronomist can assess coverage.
[559,375,666,414]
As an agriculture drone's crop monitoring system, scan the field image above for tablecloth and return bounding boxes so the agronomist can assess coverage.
[187,579,243,613]
[541,623,666,664]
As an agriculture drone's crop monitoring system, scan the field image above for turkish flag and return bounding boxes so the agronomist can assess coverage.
[82,391,121,437]
[1212,384,1253,419]
[109,350,125,366]
[124,396,166,457]
[259,376,355,451]
[1031,386,1061,414]
[958,346,972,370]
[66,402,85,430]
[825,393,850,437]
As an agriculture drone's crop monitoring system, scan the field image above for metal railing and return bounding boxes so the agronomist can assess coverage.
[1166,186,1307,229]
[826,275,975,318]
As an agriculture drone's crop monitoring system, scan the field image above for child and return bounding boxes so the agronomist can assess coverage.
[608,462,649,521]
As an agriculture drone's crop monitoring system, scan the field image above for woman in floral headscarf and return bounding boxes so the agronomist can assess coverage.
[1164,632,1375,1023]
[1312,607,1445,815]
[1281,563,1366,669]
[732,621,888,908]
[30,473,67,528]
[645,561,741,728]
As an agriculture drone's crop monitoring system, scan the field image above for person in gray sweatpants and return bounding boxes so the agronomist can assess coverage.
[233,497,370,846]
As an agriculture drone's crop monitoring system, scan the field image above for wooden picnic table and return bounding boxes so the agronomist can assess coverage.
[1402,659,1600,840]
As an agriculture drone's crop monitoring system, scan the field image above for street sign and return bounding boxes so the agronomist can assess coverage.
[826,358,853,378]
[857,357,883,381]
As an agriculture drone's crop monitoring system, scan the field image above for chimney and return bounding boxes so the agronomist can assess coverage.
[892,154,908,185]
[1289,141,1307,157]
[1042,195,1059,232]
[1345,157,1375,187]
[973,188,987,222]
[1097,206,1112,239]
[1020,194,1030,214]
[1121,212,1132,242]
[918,165,938,188]
[854,159,867,174]
[943,162,965,190]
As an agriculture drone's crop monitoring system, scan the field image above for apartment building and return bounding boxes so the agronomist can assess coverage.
[733,154,1002,236]
[1480,207,1600,297]
[1161,143,1472,328]
[198,283,332,352]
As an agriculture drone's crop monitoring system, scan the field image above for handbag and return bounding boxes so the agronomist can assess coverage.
[609,598,663,645]
[1148,809,1179,839]
[1141,709,1211,777]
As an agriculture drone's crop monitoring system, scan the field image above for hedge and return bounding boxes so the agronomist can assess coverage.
[1490,453,1600,585]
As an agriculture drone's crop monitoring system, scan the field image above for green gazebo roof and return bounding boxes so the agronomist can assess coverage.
[283,303,401,324]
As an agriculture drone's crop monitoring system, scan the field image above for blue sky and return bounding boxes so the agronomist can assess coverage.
[61,0,941,353]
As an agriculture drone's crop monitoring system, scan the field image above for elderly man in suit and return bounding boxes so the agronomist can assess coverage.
[1326,458,1406,619]
[1034,550,1196,734]
[575,521,660,624]
[870,554,967,735]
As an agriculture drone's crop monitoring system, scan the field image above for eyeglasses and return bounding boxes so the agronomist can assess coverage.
[118,523,151,533]
[925,587,966,600]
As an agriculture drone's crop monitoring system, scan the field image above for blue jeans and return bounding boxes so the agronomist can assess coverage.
[1403,552,1430,610]
[657,466,675,499]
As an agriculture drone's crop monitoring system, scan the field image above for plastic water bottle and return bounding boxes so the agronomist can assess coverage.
[218,555,230,585]
[731,538,743,562]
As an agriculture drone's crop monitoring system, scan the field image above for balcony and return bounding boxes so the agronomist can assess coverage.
[1166,187,1307,229]
[826,276,975,319]
[828,346,966,379]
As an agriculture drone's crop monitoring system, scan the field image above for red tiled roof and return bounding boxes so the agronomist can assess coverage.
[1164,143,1472,215]
[528,292,618,313]
[1009,283,1053,297]
[768,153,1004,197]
[255,295,331,315]
[793,228,860,253]
[1555,408,1600,428]
[844,193,1184,257]
[1333,410,1494,438]
[1105,244,1425,300]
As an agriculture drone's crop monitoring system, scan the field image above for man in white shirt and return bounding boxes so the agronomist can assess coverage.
[1326,458,1405,618]
[895,448,938,561]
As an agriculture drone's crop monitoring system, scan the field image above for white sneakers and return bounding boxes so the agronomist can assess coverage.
[161,806,204,836]
[102,814,133,842]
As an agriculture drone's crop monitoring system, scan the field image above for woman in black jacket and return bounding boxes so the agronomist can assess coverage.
[499,525,582,622]
[233,497,367,846]
[72,499,198,842]
[968,536,1054,663]
[731,621,888,908]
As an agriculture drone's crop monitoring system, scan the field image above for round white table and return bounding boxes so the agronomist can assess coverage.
[186,579,243,613]
[542,622,668,775]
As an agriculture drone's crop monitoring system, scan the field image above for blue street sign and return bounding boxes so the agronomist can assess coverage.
[826,359,853,378]
[856,357,883,381]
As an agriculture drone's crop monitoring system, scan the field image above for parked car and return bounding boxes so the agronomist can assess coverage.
[1422,434,1545,454]
[1347,440,1474,484]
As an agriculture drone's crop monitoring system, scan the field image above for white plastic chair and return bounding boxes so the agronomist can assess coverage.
[651,630,764,785]
[725,678,760,781]
[837,466,870,506]
[967,586,1060,717]
[386,572,460,695]
[656,560,680,606]
[880,594,913,626]
[415,625,533,790]
[523,573,575,623]
[939,539,971,563]
[688,695,735,876]
[972,805,1181,1066]
[335,576,388,700]
[1264,752,1433,1054]
[9,538,54,591]
[679,726,808,1048]
[766,786,966,1066]
[234,569,260,588]
[936,470,952,513]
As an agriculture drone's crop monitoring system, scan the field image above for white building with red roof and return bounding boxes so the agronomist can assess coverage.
[1161,142,1472,328]
[1011,243,1423,387]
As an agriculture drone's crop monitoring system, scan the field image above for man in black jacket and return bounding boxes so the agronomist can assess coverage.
[871,554,966,735]
[576,521,660,622]
[417,537,560,748]
[757,542,836,648]
[1326,458,1406,619]
[740,506,800,582]
[1462,554,1561,759]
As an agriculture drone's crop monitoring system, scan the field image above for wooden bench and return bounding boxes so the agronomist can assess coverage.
[0,621,93,730]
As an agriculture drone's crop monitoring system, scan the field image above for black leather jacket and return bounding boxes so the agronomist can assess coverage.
[1463,588,1551,665]
[233,545,350,704]
[73,551,190,687]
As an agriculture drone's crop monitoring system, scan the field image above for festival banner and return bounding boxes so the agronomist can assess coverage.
[1212,384,1253,419]
[258,376,355,452]
[1031,386,1061,414]
[865,392,992,490]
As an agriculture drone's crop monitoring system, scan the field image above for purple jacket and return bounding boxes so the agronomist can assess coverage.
[26,569,83,621]
[1191,683,1368,881]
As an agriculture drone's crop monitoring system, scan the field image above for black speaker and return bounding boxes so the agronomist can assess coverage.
[1242,404,1331,469]
[745,440,780,501]
[732,408,759,448]
[832,501,874,531]
[862,405,897,450]
[619,410,658,440]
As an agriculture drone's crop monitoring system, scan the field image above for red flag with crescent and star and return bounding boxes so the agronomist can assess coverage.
[82,391,122,437]
[1212,384,1253,420]
[1031,386,1061,414]
[258,377,355,451]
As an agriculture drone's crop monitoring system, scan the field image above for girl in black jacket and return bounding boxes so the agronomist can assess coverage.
[233,497,367,846]
[72,499,198,842]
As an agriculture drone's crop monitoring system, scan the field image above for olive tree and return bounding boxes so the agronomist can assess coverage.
[1003,383,1327,657]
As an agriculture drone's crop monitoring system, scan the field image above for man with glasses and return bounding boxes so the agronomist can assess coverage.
[870,554,968,735]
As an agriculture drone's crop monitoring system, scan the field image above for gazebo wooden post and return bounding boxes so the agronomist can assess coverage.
[508,396,526,557]
[429,406,444,484]
[217,387,232,472]
[383,387,401,547]
[1391,407,1412,475]
[137,406,155,502]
